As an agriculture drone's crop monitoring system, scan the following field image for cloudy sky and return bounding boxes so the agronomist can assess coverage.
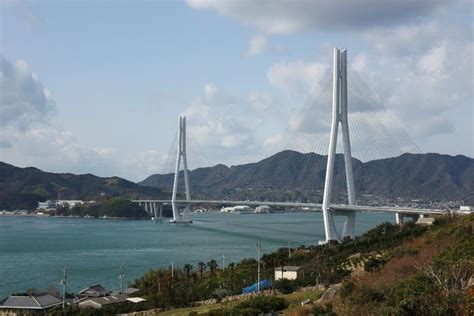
[1,0,473,181]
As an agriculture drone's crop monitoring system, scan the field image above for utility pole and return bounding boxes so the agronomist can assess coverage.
[222,254,225,272]
[257,242,261,292]
[119,265,125,294]
[171,261,174,280]
[60,266,67,309]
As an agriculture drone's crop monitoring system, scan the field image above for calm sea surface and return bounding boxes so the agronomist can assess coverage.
[0,212,394,298]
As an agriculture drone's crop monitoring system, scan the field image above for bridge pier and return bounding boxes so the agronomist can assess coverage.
[171,116,192,223]
[395,212,420,225]
[322,48,356,242]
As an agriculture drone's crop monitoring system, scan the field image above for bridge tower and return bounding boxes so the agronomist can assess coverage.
[170,116,192,223]
[322,48,356,242]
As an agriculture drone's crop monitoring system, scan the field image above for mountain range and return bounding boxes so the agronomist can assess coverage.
[0,162,164,210]
[140,151,474,204]
[1,151,473,210]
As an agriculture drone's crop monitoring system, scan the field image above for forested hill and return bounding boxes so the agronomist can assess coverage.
[140,151,474,203]
[0,162,165,210]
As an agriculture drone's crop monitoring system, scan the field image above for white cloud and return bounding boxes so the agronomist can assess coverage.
[267,61,328,94]
[183,85,256,150]
[246,91,273,110]
[244,35,267,57]
[186,0,448,34]
[203,83,218,98]
[364,22,440,57]
[418,43,447,75]
[0,55,56,129]
[0,56,173,181]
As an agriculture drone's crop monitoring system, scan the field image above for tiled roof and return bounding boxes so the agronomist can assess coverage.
[78,284,111,297]
[1,294,61,310]
[78,294,129,307]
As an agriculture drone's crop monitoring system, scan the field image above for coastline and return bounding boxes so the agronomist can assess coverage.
[0,211,151,220]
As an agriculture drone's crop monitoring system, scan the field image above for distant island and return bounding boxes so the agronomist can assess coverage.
[49,198,149,219]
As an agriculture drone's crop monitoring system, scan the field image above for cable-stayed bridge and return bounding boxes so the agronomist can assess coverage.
[133,48,451,242]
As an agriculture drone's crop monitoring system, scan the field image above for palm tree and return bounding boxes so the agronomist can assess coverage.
[198,262,206,281]
[183,263,193,281]
[207,259,218,285]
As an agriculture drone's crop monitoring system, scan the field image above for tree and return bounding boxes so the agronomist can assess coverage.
[183,263,193,282]
[198,262,207,282]
[207,259,218,286]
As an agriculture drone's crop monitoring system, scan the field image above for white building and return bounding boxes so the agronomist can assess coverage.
[220,205,254,213]
[37,200,57,211]
[56,200,84,208]
[255,205,271,213]
[274,266,303,281]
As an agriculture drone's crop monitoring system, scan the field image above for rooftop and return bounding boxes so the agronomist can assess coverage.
[274,266,302,271]
[1,294,62,310]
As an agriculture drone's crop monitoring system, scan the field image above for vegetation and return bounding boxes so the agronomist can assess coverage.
[6,214,472,315]
[140,151,474,203]
[0,161,164,210]
[129,215,472,315]
[49,198,149,219]
[335,214,474,315]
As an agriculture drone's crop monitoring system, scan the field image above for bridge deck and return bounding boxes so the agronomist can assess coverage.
[131,199,448,215]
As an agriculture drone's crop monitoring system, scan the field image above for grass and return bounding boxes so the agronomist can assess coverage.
[156,289,322,315]
[157,300,239,316]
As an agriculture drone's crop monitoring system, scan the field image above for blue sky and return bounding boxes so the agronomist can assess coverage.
[1,0,473,181]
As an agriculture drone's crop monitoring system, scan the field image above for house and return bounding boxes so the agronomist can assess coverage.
[78,294,145,309]
[78,294,129,309]
[75,284,111,301]
[0,293,62,315]
[274,266,304,281]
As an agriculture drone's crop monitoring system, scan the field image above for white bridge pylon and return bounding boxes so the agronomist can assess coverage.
[170,116,192,223]
[322,48,357,242]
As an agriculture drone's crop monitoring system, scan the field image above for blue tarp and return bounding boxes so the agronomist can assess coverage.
[242,279,272,294]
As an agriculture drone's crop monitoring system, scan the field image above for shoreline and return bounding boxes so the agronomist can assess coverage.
[0,212,151,221]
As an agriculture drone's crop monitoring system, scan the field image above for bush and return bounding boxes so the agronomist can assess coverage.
[233,296,288,313]
[339,280,355,299]
[364,257,386,272]
[274,278,297,294]
[312,303,337,316]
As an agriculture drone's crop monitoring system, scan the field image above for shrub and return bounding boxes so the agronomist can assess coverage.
[312,303,337,316]
[364,257,386,272]
[274,278,297,294]
[234,296,288,313]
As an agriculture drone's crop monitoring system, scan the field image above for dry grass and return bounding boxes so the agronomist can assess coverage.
[283,306,312,316]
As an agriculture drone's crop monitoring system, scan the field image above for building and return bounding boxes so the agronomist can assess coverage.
[37,200,57,211]
[0,293,62,315]
[78,294,130,309]
[220,205,254,213]
[75,284,111,301]
[56,200,84,208]
[255,205,271,213]
[274,266,304,281]
[458,206,473,214]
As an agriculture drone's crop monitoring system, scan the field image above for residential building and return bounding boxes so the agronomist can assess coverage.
[78,294,129,309]
[0,293,62,315]
[274,266,304,281]
[75,284,111,301]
